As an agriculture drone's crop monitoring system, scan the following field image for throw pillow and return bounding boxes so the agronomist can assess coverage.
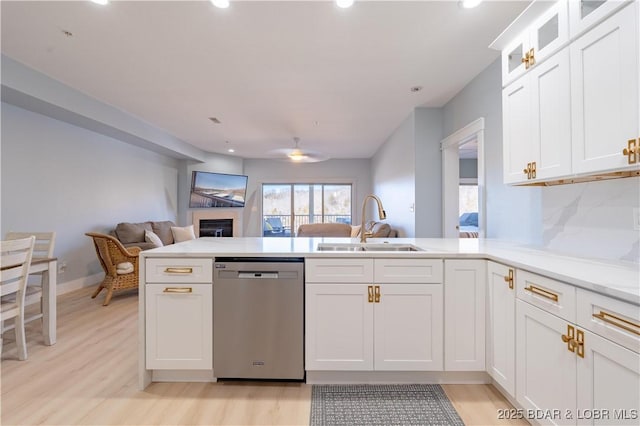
[115,222,152,244]
[350,225,361,237]
[171,225,196,243]
[116,262,134,274]
[144,230,164,248]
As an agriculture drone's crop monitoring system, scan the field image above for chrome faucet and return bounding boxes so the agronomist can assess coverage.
[360,194,387,243]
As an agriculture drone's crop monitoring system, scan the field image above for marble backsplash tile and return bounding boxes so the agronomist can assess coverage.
[541,177,640,263]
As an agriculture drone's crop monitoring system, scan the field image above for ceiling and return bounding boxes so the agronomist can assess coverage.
[0,0,528,160]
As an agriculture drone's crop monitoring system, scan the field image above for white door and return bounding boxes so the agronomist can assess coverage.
[374,284,443,371]
[570,3,639,173]
[503,76,533,184]
[145,283,212,370]
[444,259,486,371]
[577,329,640,425]
[530,48,572,180]
[516,300,577,426]
[305,283,374,370]
[487,261,516,396]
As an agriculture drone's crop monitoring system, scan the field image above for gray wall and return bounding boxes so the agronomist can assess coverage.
[460,159,478,179]
[442,58,542,244]
[414,108,444,237]
[1,103,179,286]
[242,159,372,237]
[371,113,416,237]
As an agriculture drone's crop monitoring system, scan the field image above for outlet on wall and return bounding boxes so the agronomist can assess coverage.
[634,208,640,231]
[58,261,67,274]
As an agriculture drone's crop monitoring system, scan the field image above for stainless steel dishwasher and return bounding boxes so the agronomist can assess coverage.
[213,257,304,380]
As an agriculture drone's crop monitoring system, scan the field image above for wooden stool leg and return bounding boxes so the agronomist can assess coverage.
[91,283,104,299]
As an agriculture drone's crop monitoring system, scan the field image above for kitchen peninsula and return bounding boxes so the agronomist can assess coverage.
[139,237,640,420]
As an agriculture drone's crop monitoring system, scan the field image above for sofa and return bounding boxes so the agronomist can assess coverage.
[111,221,176,250]
[296,221,397,238]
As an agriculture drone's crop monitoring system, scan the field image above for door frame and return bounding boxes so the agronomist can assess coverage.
[440,118,486,238]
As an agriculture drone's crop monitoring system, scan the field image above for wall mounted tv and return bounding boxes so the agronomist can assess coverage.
[189,171,248,208]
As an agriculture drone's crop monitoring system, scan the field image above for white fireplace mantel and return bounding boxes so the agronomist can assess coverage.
[192,210,242,237]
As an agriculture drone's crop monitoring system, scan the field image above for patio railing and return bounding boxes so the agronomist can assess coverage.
[263,214,351,236]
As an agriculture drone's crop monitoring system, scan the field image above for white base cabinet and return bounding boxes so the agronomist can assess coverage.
[487,261,516,396]
[444,259,486,371]
[305,258,443,372]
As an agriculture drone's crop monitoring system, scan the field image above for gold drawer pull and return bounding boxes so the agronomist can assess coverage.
[503,269,514,290]
[524,285,559,302]
[367,286,374,303]
[163,287,193,293]
[164,267,193,274]
[374,285,381,303]
[593,311,640,336]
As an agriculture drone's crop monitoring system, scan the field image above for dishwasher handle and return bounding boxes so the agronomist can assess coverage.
[237,272,279,279]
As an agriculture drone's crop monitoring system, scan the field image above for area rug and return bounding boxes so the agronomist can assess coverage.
[310,384,464,426]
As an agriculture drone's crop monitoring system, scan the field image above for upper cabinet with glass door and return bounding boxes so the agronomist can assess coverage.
[569,0,632,38]
[501,0,569,86]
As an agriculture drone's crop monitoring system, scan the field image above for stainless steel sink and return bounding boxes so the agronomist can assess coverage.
[316,243,422,252]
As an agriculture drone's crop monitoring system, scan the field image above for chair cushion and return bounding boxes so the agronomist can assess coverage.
[115,222,152,244]
[144,230,164,248]
[171,225,196,243]
[151,221,176,245]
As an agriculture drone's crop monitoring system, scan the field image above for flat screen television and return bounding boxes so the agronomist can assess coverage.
[189,171,248,208]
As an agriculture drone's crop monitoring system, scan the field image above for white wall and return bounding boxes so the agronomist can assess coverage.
[1,103,180,286]
[371,113,416,237]
[442,59,542,245]
[242,159,372,237]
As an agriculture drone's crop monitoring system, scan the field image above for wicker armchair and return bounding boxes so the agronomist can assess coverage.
[85,232,141,306]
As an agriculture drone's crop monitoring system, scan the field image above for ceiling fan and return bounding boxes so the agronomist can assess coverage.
[268,137,330,163]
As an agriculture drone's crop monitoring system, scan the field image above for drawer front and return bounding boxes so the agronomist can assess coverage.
[577,288,640,354]
[306,258,374,283]
[146,258,212,283]
[374,259,443,283]
[516,270,576,322]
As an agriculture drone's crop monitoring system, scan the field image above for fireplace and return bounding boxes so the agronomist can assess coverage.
[192,210,242,237]
[200,219,233,237]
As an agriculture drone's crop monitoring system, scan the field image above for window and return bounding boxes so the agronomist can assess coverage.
[459,181,478,232]
[262,183,352,236]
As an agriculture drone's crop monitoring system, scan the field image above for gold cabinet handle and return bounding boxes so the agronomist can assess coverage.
[575,329,585,358]
[163,287,193,293]
[528,48,535,66]
[592,311,640,336]
[623,139,638,164]
[374,285,381,303]
[561,324,576,353]
[367,286,374,303]
[164,267,193,274]
[503,269,514,290]
[523,163,532,179]
[531,161,537,179]
[524,284,559,302]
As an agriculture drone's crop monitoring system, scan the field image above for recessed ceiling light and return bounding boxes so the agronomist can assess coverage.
[227,148,235,153]
[336,0,355,9]
[460,0,483,9]
[211,0,230,9]
[90,0,109,5]
[410,86,423,93]
[208,117,221,124]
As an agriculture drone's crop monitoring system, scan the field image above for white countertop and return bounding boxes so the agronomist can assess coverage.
[141,237,640,305]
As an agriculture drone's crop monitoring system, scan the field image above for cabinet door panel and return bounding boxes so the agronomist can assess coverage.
[374,284,443,371]
[305,284,373,370]
[531,48,572,180]
[487,262,516,396]
[146,284,212,370]
[516,300,577,425]
[569,0,632,38]
[577,329,640,425]
[444,260,486,371]
[571,3,639,173]
[503,78,533,184]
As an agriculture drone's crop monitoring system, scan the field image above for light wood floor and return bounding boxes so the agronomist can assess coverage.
[2,286,527,425]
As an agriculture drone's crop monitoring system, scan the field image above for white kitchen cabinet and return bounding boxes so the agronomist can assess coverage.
[503,48,572,184]
[305,258,443,372]
[570,2,639,174]
[501,0,569,87]
[569,0,632,38]
[487,261,516,396]
[516,300,577,425]
[305,283,374,370]
[444,259,486,371]
[577,329,640,425]
[145,283,213,370]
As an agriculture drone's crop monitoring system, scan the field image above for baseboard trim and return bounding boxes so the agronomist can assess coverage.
[306,371,491,385]
[57,273,103,295]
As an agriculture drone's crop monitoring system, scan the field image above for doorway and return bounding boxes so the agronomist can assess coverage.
[441,118,486,238]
